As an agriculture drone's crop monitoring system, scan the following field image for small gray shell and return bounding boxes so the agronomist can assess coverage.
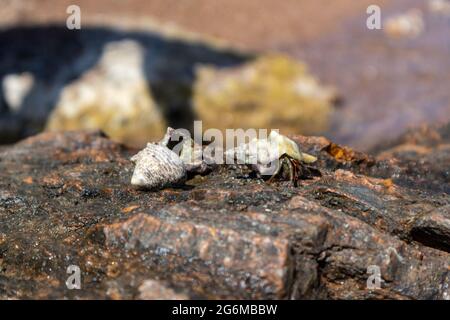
[131,143,187,189]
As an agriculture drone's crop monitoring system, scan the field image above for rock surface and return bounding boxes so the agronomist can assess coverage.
[0,123,449,299]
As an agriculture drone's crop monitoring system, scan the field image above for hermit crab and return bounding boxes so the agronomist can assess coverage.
[130,128,320,189]
[224,130,320,186]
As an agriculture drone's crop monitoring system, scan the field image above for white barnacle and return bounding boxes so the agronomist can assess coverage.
[130,143,187,189]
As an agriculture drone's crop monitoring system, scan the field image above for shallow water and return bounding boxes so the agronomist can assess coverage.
[285,0,450,150]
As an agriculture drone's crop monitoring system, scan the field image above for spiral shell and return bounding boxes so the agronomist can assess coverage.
[130,143,187,189]
[158,127,213,175]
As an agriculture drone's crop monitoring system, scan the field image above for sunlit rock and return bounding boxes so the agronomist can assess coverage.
[193,54,336,135]
[46,40,166,147]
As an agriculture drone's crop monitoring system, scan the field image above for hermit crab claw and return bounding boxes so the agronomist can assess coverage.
[266,154,321,186]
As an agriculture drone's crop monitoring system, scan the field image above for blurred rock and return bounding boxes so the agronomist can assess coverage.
[45,40,166,147]
[138,280,189,300]
[194,54,336,135]
[371,122,450,193]
[429,0,450,16]
[2,72,34,113]
[410,205,450,252]
[0,122,449,299]
[0,26,248,146]
[0,26,335,147]
[384,9,425,39]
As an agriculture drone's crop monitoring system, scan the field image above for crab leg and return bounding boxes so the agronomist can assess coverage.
[266,159,281,183]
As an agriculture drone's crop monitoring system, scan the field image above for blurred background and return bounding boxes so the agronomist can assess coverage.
[0,0,449,150]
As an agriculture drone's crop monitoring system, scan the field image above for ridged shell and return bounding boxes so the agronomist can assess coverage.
[158,127,212,174]
[130,143,187,189]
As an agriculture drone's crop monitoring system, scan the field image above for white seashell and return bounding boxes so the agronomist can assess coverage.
[158,127,202,166]
[130,143,187,189]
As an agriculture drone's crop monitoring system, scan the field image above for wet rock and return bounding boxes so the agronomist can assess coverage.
[285,196,450,299]
[410,205,450,252]
[0,126,449,299]
[138,279,189,300]
[371,122,450,194]
[102,211,292,299]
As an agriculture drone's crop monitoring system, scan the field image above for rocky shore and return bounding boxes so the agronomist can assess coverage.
[0,122,448,299]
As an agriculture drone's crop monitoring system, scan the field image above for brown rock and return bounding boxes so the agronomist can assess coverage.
[102,211,292,299]
[410,205,450,252]
[138,280,189,300]
[0,124,449,299]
